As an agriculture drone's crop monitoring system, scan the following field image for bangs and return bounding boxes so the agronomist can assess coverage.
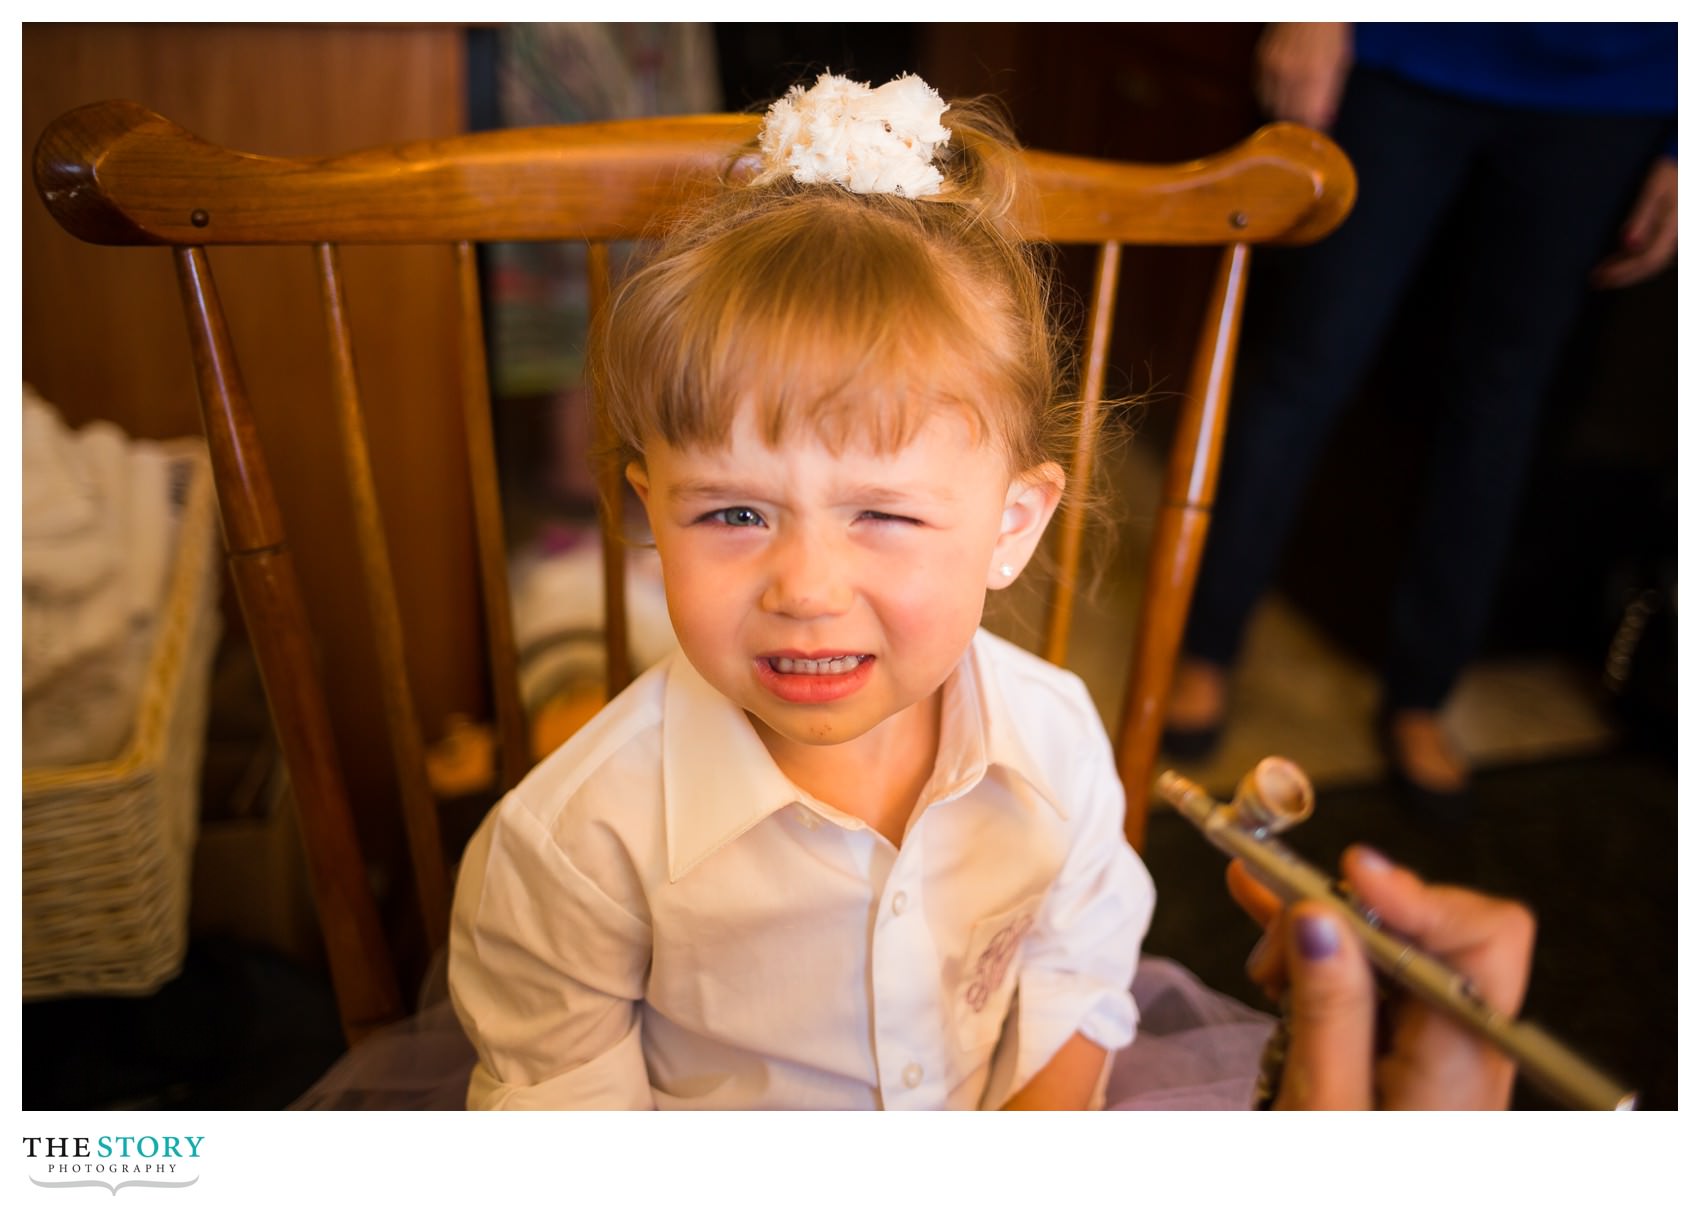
[603,194,1039,463]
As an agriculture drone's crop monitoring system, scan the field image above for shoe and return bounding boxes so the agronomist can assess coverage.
[1378,707,1473,825]
[1160,658,1228,761]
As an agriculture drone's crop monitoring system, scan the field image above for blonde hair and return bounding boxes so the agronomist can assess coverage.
[590,96,1075,491]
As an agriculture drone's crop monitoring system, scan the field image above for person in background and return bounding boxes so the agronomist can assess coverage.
[1164,22,1677,812]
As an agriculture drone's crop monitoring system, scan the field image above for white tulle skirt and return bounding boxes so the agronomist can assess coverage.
[292,955,1274,1112]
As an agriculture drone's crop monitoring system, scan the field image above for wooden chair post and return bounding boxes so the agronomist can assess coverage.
[315,242,450,954]
[174,246,403,1041]
[454,241,531,793]
[1044,240,1123,667]
[587,240,633,701]
[1117,242,1251,850]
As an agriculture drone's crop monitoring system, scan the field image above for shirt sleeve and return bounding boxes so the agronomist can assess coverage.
[982,724,1155,1108]
[448,793,656,1109]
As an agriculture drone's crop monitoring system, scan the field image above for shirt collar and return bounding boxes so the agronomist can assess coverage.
[661,633,1067,882]
[662,651,804,883]
[951,632,1067,821]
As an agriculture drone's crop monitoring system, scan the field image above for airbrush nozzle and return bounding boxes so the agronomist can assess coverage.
[1229,756,1313,834]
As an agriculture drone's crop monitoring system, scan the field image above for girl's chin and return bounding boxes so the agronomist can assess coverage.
[746,706,875,752]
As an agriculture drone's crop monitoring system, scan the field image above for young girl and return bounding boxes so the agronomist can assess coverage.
[448,72,1156,1110]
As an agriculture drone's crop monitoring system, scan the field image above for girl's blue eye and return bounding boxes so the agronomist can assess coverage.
[708,506,765,528]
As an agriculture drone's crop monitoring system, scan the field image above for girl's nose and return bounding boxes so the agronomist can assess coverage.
[759,529,853,619]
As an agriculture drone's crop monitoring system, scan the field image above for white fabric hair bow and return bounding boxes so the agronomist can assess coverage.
[759,72,952,198]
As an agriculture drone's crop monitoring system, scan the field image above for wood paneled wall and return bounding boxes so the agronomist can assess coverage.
[922,23,1262,406]
[23,24,486,892]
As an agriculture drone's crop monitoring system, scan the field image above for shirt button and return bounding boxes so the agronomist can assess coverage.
[902,1063,923,1089]
[891,891,908,916]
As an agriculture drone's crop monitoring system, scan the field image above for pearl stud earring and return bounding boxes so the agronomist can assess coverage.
[998,563,1015,579]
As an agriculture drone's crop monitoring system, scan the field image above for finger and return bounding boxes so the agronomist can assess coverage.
[1593,217,1677,288]
[1340,846,1535,1014]
[1253,71,1278,116]
[1595,165,1677,287]
[1297,81,1339,131]
[1620,159,1678,251]
[1340,846,1476,943]
[1619,191,1661,253]
[1252,30,1286,114]
[1244,920,1289,1001]
[1230,862,1290,999]
[1642,210,1678,265]
[1227,858,1283,927]
[1276,903,1376,1109]
[1591,253,1640,289]
[1269,81,1330,129]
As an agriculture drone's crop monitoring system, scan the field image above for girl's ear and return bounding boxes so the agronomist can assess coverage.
[625,461,651,506]
[988,461,1065,589]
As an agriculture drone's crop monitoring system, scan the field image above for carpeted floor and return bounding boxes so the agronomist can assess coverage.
[22,939,345,1111]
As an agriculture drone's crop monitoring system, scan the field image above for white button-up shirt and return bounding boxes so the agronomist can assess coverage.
[449,629,1155,1109]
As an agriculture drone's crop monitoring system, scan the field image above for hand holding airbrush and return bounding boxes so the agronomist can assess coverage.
[1154,758,1636,1111]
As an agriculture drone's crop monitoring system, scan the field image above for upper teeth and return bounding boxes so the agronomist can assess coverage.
[772,655,865,675]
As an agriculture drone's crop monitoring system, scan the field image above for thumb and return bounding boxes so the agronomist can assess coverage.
[1619,182,1662,253]
[1276,903,1377,1109]
[1619,158,1676,252]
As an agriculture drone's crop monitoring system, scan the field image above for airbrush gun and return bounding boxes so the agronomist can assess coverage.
[1153,758,1636,1111]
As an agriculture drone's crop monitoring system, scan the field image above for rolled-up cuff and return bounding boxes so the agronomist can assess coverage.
[980,973,1137,1108]
[467,1014,653,1109]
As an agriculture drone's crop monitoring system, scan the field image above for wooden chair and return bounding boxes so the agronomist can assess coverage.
[33,101,1353,1045]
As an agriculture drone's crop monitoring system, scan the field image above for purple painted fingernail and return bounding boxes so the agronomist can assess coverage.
[1295,914,1340,961]
[1354,846,1392,871]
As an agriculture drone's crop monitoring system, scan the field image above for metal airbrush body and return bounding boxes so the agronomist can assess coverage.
[1154,758,1636,1111]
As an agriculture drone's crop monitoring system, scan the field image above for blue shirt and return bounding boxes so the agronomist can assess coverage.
[1354,22,1676,117]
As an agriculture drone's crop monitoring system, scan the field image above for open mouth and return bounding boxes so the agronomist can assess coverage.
[765,654,869,675]
[755,652,875,704]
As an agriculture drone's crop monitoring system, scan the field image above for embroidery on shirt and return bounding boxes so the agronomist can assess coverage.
[963,912,1034,1012]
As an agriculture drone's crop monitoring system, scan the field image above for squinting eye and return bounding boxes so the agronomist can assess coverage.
[860,510,920,526]
[707,506,765,528]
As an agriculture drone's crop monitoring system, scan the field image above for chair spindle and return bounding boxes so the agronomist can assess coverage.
[1044,239,1124,667]
[586,240,632,701]
[175,245,404,1039]
[315,243,449,953]
[454,241,531,793]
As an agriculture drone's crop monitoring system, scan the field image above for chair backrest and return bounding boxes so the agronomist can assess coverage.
[34,101,1353,1044]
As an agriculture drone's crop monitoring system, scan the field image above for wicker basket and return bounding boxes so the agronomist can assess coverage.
[22,442,222,999]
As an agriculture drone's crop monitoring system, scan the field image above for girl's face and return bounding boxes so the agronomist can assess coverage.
[630,407,1061,763]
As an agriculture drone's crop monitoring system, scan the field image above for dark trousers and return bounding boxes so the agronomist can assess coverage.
[1182,69,1670,710]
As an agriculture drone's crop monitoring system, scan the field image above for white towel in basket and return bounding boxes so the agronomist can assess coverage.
[22,385,178,766]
